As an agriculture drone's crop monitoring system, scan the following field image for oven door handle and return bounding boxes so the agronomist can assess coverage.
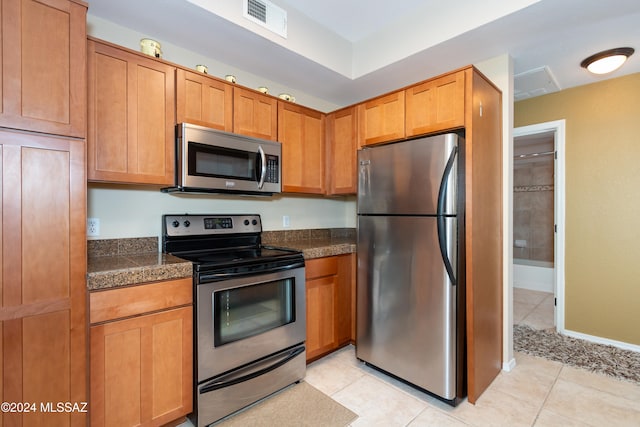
[199,345,305,394]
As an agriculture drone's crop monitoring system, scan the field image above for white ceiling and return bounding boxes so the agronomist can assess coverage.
[86,0,640,107]
[279,0,433,43]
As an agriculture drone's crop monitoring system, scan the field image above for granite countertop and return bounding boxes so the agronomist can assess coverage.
[87,229,356,291]
[87,237,192,291]
[262,228,356,259]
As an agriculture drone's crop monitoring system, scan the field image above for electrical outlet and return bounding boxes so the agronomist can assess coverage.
[87,218,100,237]
[282,215,290,228]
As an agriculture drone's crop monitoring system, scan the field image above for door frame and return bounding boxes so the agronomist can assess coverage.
[513,119,566,332]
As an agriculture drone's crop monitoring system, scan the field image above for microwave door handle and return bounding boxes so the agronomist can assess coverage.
[257,146,267,189]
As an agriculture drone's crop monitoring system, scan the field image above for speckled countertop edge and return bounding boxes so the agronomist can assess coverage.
[87,237,193,291]
[87,253,193,291]
[268,238,356,259]
[87,229,356,290]
[262,228,356,259]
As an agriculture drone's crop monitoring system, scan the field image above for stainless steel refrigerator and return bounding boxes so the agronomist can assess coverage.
[356,133,466,405]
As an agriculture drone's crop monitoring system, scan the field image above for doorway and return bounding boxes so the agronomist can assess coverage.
[513,120,565,333]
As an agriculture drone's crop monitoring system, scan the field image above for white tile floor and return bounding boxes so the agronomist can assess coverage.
[185,288,640,426]
[513,287,555,330]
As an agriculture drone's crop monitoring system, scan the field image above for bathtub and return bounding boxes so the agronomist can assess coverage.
[513,258,554,293]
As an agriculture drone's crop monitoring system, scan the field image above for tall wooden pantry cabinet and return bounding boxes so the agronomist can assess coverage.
[0,1,88,426]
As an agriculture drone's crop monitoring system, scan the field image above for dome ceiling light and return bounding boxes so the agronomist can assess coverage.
[580,47,634,75]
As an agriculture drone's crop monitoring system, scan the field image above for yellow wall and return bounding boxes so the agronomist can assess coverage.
[515,73,640,345]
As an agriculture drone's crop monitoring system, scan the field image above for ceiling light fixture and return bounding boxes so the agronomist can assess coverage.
[580,47,634,75]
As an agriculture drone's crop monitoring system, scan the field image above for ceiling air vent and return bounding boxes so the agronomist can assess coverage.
[514,66,560,101]
[244,0,287,38]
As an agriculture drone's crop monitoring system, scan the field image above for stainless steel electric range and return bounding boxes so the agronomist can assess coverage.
[162,214,306,427]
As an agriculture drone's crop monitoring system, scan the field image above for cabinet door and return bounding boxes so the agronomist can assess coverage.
[87,39,176,185]
[0,0,87,137]
[305,257,339,361]
[357,90,405,146]
[278,102,325,194]
[176,69,233,131]
[233,87,278,141]
[405,71,465,137]
[0,129,87,427]
[90,306,193,427]
[306,275,337,361]
[326,107,357,195]
[335,254,355,346]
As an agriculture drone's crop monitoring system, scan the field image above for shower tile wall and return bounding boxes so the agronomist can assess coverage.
[514,159,554,262]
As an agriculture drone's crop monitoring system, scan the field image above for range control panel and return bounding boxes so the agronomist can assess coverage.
[163,214,262,237]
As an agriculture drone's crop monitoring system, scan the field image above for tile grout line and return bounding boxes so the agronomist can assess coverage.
[529,363,563,426]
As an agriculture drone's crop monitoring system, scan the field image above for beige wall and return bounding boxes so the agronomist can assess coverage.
[515,73,640,345]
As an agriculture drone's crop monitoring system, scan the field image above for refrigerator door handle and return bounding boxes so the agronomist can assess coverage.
[437,146,458,286]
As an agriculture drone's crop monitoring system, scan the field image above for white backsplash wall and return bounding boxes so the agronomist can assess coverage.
[88,184,356,240]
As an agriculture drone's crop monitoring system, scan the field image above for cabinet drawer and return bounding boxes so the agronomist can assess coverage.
[90,278,192,324]
[305,257,338,280]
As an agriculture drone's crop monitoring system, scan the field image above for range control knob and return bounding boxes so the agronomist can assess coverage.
[183,220,190,227]
[252,219,258,225]
[172,220,180,228]
[244,219,250,226]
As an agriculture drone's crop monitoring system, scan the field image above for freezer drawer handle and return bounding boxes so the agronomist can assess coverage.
[437,146,458,286]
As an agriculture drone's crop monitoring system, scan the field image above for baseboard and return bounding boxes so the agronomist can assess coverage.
[562,329,640,353]
[513,281,553,293]
[513,263,554,293]
[502,357,516,372]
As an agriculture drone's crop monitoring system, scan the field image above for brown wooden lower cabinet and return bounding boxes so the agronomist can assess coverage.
[89,278,193,427]
[305,254,355,362]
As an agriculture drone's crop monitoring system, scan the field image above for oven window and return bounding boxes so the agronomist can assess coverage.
[213,278,295,346]
[188,141,256,181]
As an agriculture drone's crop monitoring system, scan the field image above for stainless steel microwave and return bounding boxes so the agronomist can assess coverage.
[163,123,282,195]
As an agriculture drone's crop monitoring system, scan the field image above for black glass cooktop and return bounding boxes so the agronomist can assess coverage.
[176,247,300,266]
[162,214,305,278]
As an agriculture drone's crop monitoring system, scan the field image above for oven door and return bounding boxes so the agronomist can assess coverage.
[196,266,305,382]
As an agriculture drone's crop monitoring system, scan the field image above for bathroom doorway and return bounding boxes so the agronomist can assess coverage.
[513,120,565,333]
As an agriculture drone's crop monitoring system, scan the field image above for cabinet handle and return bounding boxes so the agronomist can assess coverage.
[257,145,267,189]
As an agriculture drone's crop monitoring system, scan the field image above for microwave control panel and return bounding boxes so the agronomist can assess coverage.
[265,155,279,183]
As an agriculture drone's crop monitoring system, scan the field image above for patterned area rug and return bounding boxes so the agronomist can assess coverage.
[514,324,640,384]
[216,381,357,427]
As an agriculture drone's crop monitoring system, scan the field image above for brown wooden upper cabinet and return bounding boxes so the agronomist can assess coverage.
[233,87,278,141]
[405,70,465,137]
[0,0,87,138]
[278,102,325,194]
[176,68,233,131]
[357,90,405,146]
[87,38,176,185]
[326,106,358,194]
